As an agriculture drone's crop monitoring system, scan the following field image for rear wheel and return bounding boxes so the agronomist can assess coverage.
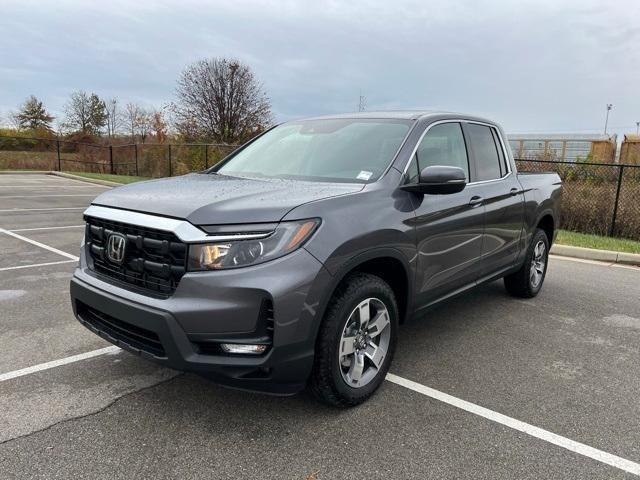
[310,273,398,407]
[504,228,549,298]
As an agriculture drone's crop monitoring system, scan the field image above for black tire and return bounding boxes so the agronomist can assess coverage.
[309,273,398,407]
[504,228,550,298]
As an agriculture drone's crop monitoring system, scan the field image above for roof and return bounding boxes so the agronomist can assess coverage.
[295,110,494,123]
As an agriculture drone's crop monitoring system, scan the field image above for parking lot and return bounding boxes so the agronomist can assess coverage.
[1,172,639,479]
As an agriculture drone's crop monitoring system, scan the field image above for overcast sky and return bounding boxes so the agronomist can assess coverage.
[2,0,639,136]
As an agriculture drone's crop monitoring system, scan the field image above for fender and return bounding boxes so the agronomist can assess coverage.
[515,207,556,267]
[534,208,556,239]
[307,246,415,345]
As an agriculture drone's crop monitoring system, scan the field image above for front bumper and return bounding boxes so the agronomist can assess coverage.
[70,247,332,395]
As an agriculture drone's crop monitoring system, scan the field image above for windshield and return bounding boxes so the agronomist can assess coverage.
[214,118,413,183]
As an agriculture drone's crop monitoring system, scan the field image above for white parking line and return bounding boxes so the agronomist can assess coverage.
[0,346,120,382]
[0,194,96,198]
[0,259,77,271]
[10,225,85,232]
[0,207,85,212]
[0,229,79,260]
[385,373,640,476]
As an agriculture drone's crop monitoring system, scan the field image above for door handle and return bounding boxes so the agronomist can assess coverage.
[509,188,520,196]
[468,195,483,206]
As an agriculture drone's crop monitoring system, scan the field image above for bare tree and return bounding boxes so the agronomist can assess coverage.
[64,91,107,135]
[173,58,272,143]
[7,110,21,130]
[124,102,142,141]
[104,98,122,138]
[138,109,152,143]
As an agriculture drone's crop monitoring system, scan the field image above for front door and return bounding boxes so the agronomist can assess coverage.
[406,122,486,307]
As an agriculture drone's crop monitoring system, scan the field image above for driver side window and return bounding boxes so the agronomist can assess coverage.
[407,123,470,183]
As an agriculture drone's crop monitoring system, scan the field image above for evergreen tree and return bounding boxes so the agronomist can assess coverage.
[15,95,54,131]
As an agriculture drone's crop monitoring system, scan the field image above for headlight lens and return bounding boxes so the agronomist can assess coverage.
[188,219,320,271]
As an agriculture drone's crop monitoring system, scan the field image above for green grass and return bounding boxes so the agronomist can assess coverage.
[67,171,150,184]
[556,229,640,254]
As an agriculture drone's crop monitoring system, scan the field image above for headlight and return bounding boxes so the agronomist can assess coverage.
[188,219,320,271]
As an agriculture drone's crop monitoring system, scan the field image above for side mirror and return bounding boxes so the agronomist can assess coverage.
[401,165,467,195]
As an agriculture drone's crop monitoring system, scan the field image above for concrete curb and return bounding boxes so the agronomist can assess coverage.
[48,171,123,187]
[551,244,640,266]
[0,170,51,175]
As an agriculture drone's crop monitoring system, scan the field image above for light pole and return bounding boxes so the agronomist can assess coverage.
[636,121,639,136]
[604,103,613,135]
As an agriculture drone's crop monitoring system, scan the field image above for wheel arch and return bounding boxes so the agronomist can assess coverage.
[536,211,555,245]
[313,248,414,342]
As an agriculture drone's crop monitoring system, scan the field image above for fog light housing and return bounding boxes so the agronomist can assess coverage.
[220,344,268,355]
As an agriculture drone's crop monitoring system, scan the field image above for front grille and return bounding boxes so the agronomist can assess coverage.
[76,301,166,358]
[85,215,187,296]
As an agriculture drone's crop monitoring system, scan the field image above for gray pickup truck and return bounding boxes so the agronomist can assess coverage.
[70,111,561,407]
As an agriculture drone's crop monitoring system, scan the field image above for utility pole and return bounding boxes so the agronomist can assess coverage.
[636,121,639,136]
[604,103,613,135]
[358,91,366,112]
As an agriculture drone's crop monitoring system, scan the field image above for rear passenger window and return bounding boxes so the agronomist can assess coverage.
[413,123,469,181]
[466,124,504,181]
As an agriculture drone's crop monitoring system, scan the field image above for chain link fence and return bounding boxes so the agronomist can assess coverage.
[516,159,640,241]
[0,136,238,178]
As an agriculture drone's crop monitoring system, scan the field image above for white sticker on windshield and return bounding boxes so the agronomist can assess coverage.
[357,170,373,181]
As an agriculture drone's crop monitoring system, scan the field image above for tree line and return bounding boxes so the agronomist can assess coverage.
[2,57,272,145]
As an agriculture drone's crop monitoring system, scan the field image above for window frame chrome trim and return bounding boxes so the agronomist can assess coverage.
[400,119,513,185]
[83,205,273,243]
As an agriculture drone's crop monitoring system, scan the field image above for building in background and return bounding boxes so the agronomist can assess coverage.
[619,135,640,165]
[507,133,617,163]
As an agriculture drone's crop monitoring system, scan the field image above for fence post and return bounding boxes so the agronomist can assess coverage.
[56,140,61,171]
[168,144,172,177]
[109,145,114,174]
[134,144,139,176]
[205,144,209,169]
[609,165,624,237]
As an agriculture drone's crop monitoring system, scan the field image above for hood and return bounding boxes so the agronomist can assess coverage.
[92,173,364,225]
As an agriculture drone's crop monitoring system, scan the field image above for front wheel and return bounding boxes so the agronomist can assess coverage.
[504,228,550,298]
[309,273,398,407]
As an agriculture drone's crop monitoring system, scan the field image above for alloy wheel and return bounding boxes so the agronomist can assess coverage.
[338,297,391,388]
[530,240,546,288]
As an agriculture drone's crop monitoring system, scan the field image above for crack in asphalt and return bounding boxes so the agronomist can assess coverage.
[0,372,183,447]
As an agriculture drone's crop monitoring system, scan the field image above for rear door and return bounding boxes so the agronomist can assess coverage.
[408,122,486,306]
[463,123,524,279]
